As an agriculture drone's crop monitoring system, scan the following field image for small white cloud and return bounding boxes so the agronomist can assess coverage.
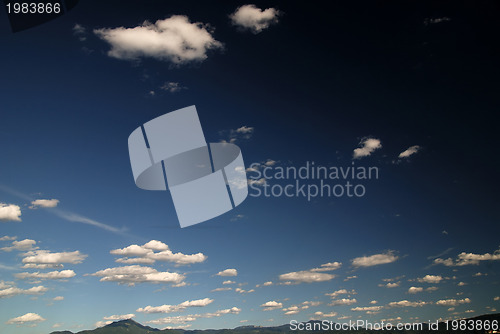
[1,239,37,252]
[388,300,428,307]
[6,313,46,325]
[30,199,59,208]
[351,306,383,312]
[310,262,342,272]
[261,301,282,311]
[434,247,500,266]
[222,280,236,285]
[90,265,185,286]
[0,236,17,241]
[230,5,280,33]
[0,282,48,298]
[22,250,87,266]
[408,287,424,294]
[351,251,398,267]
[417,275,443,284]
[353,138,382,159]
[103,314,135,321]
[15,270,76,280]
[160,82,186,93]
[314,311,337,317]
[398,145,421,158]
[53,296,64,301]
[424,17,451,25]
[216,268,238,277]
[137,298,213,314]
[0,203,22,222]
[94,16,222,64]
[436,298,471,306]
[329,298,357,306]
[279,270,335,283]
[211,287,232,292]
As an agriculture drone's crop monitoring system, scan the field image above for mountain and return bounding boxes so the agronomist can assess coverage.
[50,313,500,334]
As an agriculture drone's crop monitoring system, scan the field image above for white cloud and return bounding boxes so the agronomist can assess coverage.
[137,298,213,313]
[353,138,382,159]
[370,300,378,304]
[261,301,283,311]
[279,270,335,283]
[388,300,428,307]
[222,280,235,285]
[94,16,222,64]
[90,265,185,286]
[6,313,46,325]
[103,314,135,321]
[0,203,22,222]
[160,82,186,93]
[30,199,59,208]
[379,282,400,288]
[220,126,254,143]
[15,270,76,280]
[111,241,206,265]
[22,250,87,266]
[1,239,37,252]
[53,296,64,301]
[230,4,280,33]
[436,298,471,306]
[0,282,48,298]
[211,287,232,292]
[351,306,383,312]
[216,268,238,277]
[146,308,240,325]
[398,145,421,158]
[283,306,300,315]
[417,275,443,284]
[314,311,337,317]
[434,247,500,266]
[0,236,16,241]
[351,251,398,267]
[95,320,112,328]
[458,281,467,286]
[408,287,424,294]
[325,289,356,298]
[310,262,342,272]
[329,298,357,306]
[143,240,169,251]
[235,287,254,294]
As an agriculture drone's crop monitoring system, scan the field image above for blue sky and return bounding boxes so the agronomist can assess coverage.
[1,1,500,333]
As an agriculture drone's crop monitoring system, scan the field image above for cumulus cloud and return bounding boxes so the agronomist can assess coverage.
[408,287,424,294]
[137,298,213,313]
[353,138,382,159]
[351,251,398,268]
[329,298,357,306]
[6,313,46,325]
[15,270,76,280]
[30,199,59,208]
[1,239,37,252]
[0,235,16,241]
[146,308,240,325]
[222,280,236,285]
[417,275,443,284]
[325,289,356,298]
[90,265,185,286]
[103,314,135,321]
[279,270,335,283]
[22,250,87,267]
[379,282,400,288]
[310,262,342,272]
[398,145,421,158]
[230,4,280,33]
[0,282,48,298]
[53,296,64,301]
[219,126,254,143]
[434,247,500,266]
[0,203,22,222]
[351,306,383,312]
[388,300,428,307]
[216,268,238,277]
[261,301,283,311]
[436,298,471,306]
[94,16,222,64]
[111,241,206,265]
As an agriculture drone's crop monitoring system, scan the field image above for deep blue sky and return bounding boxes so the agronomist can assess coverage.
[0,1,499,333]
